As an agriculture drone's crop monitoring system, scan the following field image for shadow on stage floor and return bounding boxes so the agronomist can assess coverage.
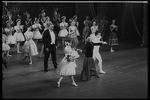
[2,39,148,99]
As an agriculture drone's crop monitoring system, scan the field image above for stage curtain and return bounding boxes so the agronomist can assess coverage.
[142,3,148,46]
[75,3,95,36]
[121,3,143,41]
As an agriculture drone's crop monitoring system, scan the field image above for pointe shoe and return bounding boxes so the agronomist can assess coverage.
[57,82,60,88]
[72,82,78,87]
[7,54,12,56]
[97,74,100,78]
[17,51,22,53]
[110,49,115,52]
[29,62,32,65]
[100,70,106,74]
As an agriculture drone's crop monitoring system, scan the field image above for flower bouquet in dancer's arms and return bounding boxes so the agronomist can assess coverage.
[65,53,77,62]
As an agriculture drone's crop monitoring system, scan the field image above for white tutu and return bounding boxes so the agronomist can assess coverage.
[22,39,38,56]
[7,35,16,44]
[56,57,77,76]
[2,43,10,51]
[58,29,68,37]
[33,30,42,39]
[14,32,25,42]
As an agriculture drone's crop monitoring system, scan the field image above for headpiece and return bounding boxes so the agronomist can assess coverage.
[73,15,77,19]
[61,16,66,20]
[16,18,21,23]
[69,18,73,23]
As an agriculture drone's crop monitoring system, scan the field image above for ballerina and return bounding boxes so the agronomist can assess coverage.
[14,18,25,53]
[68,18,79,48]
[32,17,42,48]
[56,40,80,88]
[22,26,38,65]
[58,16,69,48]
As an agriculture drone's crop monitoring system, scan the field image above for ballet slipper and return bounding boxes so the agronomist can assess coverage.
[57,82,60,88]
[17,51,22,53]
[97,74,100,78]
[72,82,78,87]
[100,70,106,74]
[110,49,115,52]
[7,54,12,56]
[29,62,32,65]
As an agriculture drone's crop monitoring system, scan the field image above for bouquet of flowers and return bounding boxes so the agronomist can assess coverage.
[65,49,80,62]
[65,53,76,62]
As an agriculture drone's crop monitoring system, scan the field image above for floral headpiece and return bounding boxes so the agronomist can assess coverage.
[65,42,71,46]
[16,18,21,23]
[69,18,73,23]
[61,16,66,20]
[73,15,77,19]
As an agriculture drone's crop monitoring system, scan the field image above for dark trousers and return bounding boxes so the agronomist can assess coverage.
[44,44,57,70]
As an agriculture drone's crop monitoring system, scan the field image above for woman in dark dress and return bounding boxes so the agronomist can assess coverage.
[108,19,119,52]
[80,37,100,81]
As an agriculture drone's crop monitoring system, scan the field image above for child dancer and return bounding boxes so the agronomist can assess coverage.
[58,16,68,48]
[32,17,42,48]
[14,19,25,53]
[22,26,38,65]
[56,40,80,88]
[108,19,119,52]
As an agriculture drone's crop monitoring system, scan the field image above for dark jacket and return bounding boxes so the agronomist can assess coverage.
[42,29,57,49]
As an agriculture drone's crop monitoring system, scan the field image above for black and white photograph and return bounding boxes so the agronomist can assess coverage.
[2,1,148,99]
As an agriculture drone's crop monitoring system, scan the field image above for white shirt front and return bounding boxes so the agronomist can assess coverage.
[49,30,55,44]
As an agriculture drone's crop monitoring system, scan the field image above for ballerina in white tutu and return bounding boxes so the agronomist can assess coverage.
[58,16,69,48]
[56,40,80,88]
[73,15,80,36]
[4,13,16,46]
[2,31,11,57]
[14,19,25,53]
[32,17,42,48]
[22,26,38,65]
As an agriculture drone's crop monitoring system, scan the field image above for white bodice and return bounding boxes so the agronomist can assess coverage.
[14,25,23,32]
[60,22,68,30]
[32,23,41,30]
[91,25,98,33]
[24,31,33,41]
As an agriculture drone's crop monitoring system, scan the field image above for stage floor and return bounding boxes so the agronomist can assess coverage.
[2,39,148,99]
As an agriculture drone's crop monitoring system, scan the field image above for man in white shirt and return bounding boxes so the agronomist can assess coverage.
[42,22,57,72]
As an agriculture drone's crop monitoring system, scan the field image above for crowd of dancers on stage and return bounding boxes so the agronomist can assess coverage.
[2,6,119,88]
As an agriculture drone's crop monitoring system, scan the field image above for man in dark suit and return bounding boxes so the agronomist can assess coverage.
[42,22,57,72]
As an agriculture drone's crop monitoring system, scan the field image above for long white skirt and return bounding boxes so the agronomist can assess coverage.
[14,32,25,42]
[2,43,10,51]
[22,39,38,56]
[7,35,16,44]
[56,57,77,76]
